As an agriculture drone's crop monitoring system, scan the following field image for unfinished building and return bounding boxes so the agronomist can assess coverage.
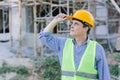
[0,0,119,79]
[0,0,119,56]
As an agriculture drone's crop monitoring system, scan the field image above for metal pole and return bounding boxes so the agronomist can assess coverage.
[110,0,120,14]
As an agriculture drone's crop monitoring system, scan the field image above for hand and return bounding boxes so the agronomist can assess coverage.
[53,13,67,23]
[44,13,67,32]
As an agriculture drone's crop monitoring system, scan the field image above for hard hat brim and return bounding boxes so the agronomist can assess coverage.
[67,16,73,20]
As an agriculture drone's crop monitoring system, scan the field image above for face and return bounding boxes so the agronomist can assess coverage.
[70,20,88,37]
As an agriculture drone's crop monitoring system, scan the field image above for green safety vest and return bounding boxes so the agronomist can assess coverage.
[61,39,99,80]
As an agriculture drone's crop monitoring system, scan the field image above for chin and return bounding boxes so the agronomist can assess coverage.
[70,33,75,37]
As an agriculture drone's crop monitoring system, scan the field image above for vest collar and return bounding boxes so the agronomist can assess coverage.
[72,37,90,46]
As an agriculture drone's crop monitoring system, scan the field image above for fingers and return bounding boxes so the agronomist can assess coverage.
[56,13,67,19]
[59,13,67,18]
[53,13,68,23]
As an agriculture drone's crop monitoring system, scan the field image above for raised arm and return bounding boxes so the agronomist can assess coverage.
[44,13,67,32]
[39,13,67,53]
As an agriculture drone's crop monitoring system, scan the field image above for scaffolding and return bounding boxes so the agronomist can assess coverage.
[0,0,119,55]
[0,0,120,79]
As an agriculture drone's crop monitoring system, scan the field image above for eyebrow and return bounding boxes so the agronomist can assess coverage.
[73,21,82,25]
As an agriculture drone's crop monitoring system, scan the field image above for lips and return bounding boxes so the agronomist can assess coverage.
[70,29,74,32]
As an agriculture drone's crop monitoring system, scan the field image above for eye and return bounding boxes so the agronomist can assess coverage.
[74,22,79,25]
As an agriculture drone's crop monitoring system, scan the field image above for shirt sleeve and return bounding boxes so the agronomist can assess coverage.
[39,31,67,53]
[96,43,111,80]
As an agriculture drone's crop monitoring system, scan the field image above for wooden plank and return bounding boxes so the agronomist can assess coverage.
[26,0,34,1]
[18,0,22,58]
[74,0,87,2]
[108,19,119,22]
[9,8,13,47]
[0,1,18,8]
[23,2,40,6]
[33,1,38,56]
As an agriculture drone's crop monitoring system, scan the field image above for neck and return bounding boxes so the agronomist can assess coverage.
[75,35,87,46]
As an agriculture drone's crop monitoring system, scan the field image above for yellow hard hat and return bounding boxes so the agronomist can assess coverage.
[67,9,95,28]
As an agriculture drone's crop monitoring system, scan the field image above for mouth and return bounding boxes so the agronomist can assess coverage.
[70,29,74,32]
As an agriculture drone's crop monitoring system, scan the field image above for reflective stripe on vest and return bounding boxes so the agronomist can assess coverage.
[62,71,98,79]
[62,38,98,80]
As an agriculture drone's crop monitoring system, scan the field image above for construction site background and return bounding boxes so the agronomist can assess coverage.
[0,0,120,80]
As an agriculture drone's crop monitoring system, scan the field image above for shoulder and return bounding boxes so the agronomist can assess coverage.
[90,40,104,51]
[96,42,105,52]
[95,42,106,61]
[89,40,104,51]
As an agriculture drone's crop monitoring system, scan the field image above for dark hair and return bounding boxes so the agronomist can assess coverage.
[83,23,91,34]
[83,25,91,34]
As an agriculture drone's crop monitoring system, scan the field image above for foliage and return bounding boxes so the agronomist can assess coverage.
[32,56,61,80]
[0,61,28,75]
[109,64,118,77]
[10,75,27,80]
[15,66,28,75]
[115,54,120,62]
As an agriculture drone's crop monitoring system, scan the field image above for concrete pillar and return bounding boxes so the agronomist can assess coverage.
[4,0,19,40]
[11,7,19,40]
[22,7,27,35]
[5,0,26,40]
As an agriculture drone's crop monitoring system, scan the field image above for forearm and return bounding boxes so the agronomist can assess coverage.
[44,19,58,32]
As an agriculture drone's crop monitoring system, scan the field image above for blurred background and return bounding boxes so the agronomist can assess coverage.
[0,0,120,80]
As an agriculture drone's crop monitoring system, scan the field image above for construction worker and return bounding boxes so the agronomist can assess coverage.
[39,9,111,80]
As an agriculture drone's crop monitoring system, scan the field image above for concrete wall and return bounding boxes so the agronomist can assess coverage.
[11,7,19,40]
[11,6,26,40]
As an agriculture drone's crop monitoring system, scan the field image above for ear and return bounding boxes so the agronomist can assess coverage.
[84,26,89,32]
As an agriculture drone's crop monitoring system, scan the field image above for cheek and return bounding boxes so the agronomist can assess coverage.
[75,26,82,32]
[76,27,85,34]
